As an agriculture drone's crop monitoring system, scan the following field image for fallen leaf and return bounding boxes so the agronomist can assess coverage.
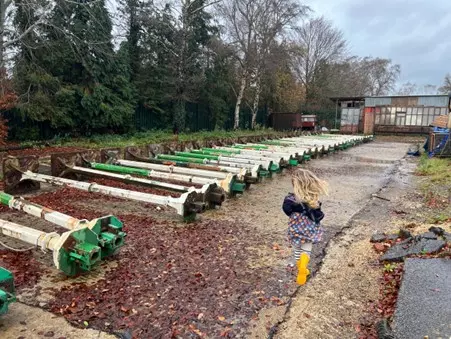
[220,327,231,337]
[373,243,385,252]
[218,316,225,321]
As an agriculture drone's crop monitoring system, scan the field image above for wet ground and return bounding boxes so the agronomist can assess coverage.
[0,140,413,338]
[275,150,418,338]
[392,258,451,338]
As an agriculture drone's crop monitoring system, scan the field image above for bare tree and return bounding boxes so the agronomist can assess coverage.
[366,58,400,96]
[219,0,307,129]
[0,0,57,69]
[291,16,346,103]
[438,73,451,94]
[331,57,400,97]
[396,81,418,95]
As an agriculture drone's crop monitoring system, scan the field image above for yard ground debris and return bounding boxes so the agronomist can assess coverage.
[1,138,448,339]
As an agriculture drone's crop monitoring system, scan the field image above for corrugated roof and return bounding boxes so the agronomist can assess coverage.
[365,97,392,107]
[418,96,449,107]
[366,94,450,98]
[365,95,450,107]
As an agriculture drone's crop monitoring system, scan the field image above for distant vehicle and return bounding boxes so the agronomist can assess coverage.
[300,115,317,130]
[269,113,317,131]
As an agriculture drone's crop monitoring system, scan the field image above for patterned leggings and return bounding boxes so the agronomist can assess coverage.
[293,242,313,261]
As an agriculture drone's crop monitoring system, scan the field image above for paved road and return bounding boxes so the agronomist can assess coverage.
[392,258,451,339]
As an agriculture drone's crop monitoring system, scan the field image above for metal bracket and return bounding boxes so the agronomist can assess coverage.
[2,155,40,194]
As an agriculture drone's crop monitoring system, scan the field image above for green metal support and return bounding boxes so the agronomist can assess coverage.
[200,148,239,155]
[175,152,218,161]
[90,162,246,196]
[257,141,292,147]
[0,192,125,259]
[190,150,281,172]
[92,163,149,176]
[59,228,102,275]
[0,267,15,315]
[232,145,269,150]
[157,154,211,165]
[175,151,276,173]
[0,218,102,276]
[156,154,267,178]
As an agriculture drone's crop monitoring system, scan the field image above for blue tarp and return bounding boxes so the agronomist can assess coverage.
[433,127,449,133]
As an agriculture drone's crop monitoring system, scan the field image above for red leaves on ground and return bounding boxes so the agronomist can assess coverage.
[425,192,449,209]
[356,263,404,339]
[373,243,386,252]
[378,264,404,318]
[0,251,45,290]
[44,208,289,338]
[89,178,181,197]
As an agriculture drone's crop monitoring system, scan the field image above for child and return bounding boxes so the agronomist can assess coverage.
[282,168,328,285]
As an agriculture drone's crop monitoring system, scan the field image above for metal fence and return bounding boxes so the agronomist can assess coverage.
[340,108,361,134]
[3,103,270,141]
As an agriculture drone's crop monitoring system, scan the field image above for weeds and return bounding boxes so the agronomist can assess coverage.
[428,213,450,224]
[383,263,397,273]
[416,155,451,211]
[416,155,451,184]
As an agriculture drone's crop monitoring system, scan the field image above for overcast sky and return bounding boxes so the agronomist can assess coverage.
[306,0,451,89]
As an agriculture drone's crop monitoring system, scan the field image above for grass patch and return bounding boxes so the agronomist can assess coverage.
[416,155,451,216]
[19,128,286,149]
[416,155,451,185]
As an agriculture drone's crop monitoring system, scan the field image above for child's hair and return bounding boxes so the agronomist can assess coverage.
[292,168,328,208]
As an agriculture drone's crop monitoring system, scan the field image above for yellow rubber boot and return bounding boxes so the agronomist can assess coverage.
[296,253,310,285]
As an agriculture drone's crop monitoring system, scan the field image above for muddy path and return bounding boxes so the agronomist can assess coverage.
[0,140,411,338]
[275,154,418,339]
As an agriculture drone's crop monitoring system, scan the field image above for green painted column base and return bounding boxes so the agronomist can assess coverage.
[269,164,281,172]
[231,181,246,194]
[259,170,271,178]
[89,216,126,259]
[183,213,197,223]
[58,228,102,276]
[289,159,299,166]
[0,267,15,315]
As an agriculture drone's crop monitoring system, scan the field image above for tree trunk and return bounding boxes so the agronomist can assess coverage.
[174,1,188,132]
[251,73,261,129]
[234,71,247,130]
[174,99,186,131]
[0,0,6,70]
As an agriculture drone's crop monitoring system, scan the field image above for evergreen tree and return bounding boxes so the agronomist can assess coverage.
[14,0,136,134]
[199,38,235,129]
